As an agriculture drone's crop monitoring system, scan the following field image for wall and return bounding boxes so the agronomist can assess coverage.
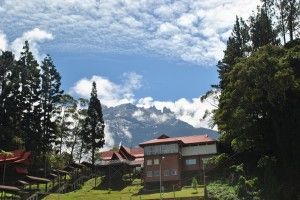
[144,143,179,156]
[144,154,181,182]
[181,144,217,156]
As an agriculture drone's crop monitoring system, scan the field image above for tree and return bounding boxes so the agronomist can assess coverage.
[286,0,299,41]
[17,41,42,154]
[56,94,77,156]
[0,51,19,150]
[69,98,89,162]
[81,82,105,167]
[218,17,251,90]
[191,177,198,191]
[275,0,288,44]
[250,7,279,50]
[40,55,63,153]
[215,44,300,199]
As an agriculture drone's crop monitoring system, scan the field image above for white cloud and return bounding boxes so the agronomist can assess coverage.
[10,28,54,59]
[137,95,218,129]
[0,28,54,60]
[149,113,170,123]
[0,0,260,65]
[177,14,197,27]
[0,31,8,51]
[103,124,115,150]
[158,22,180,35]
[132,109,146,122]
[71,72,142,107]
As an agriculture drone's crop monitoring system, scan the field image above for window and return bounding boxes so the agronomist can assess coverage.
[146,171,152,177]
[171,169,177,176]
[164,170,170,176]
[185,158,197,165]
[154,158,159,165]
[153,171,160,177]
[147,159,152,166]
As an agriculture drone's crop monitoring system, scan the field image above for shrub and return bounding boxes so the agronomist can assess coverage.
[191,177,198,191]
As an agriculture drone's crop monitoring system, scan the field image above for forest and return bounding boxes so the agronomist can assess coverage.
[0,41,105,171]
[204,0,300,199]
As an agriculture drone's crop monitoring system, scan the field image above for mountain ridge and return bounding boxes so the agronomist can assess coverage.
[102,103,219,148]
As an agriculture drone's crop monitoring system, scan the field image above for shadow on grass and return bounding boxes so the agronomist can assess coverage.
[92,178,134,191]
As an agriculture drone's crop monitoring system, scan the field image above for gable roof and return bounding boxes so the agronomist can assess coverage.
[100,150,115,160]
[99,146,144,161]
[157,134,170,139]
[139,134,216,146]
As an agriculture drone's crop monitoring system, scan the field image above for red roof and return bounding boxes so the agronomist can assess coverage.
[0,150,31,164]
[112,152,124,161]
[100,150,115,160]
[99,146,144,161]
[139,134,216,146]
[129,147,144,158]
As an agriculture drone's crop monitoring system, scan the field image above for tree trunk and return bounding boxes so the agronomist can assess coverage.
[70,133,77,163]
[288,2,294,41]
[279,3,286,44]
[78,141,84,163]
[91,145,95,167]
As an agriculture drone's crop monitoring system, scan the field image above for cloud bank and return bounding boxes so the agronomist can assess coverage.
[0,0,260,65]
[72,73,218,129]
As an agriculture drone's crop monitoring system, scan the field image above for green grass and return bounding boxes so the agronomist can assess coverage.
[43,178,204,200]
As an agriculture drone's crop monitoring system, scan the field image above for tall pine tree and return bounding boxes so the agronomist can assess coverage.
[286,0,299,41]
[17,41,42,154]
[250,7,279,50]
[40,55,63,153]
[81,82,105,167]
[0,51,20,150]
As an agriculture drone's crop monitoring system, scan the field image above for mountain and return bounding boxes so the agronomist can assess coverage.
[102,103,219,148]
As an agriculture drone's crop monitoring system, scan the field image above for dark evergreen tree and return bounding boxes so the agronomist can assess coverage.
[0,51,20,150]
[17,41,42,153]
[275,0,288,44]
[285,0,299,41]
[81,82,105,167]
[40,55,63,153]
[250,7,279,50]
[218,17,250,90]
[56,94,77,156]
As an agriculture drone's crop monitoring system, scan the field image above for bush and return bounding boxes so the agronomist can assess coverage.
[207,181,238,200]
[191,177,198,190]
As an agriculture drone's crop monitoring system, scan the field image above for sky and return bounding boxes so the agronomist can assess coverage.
[0,0,260,129]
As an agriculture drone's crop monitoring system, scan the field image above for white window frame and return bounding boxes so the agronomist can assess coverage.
[146,159,152,166]
[153,171,160,177]
[154,158,159,165]
[185,158,197,165]
[164,170,170,176]
[146,171,152,177]
[171,169,177,176]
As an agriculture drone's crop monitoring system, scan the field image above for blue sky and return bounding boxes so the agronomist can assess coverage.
[51,51,218,100]
[0,0,260,128]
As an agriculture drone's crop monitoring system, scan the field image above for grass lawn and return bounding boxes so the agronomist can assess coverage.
[43,178,204,200]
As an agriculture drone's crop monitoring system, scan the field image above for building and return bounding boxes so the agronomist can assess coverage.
[96,145,144,187]
[139,134,217,188]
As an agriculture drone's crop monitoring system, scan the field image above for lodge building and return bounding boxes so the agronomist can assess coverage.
[96,145,144,188]
[139,134,217,188]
